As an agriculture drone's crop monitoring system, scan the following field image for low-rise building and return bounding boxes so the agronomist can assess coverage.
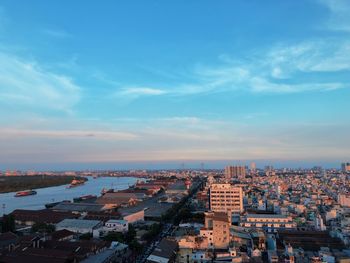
[147,238,178,263]
[81,241,129,263]
[105,219,128,232]
[240,214,296,232]
[10,209,76,226]
[200,212,231,249]
[56,219,103,235]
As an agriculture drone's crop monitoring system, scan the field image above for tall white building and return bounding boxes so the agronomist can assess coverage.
[209,183,243,213]
[250,162,257,173]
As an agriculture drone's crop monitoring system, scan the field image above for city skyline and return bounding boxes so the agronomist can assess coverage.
[1,0,350,169]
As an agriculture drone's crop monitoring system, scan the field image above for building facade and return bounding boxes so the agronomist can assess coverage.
[338,194,350,207]
[199,212,231,249]
[209,183,243,213]
[240,214,296,232]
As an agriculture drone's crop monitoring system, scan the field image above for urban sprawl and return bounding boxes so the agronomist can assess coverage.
[1,162,350,263]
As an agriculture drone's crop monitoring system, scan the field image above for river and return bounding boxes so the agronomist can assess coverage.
[0,176,143,216]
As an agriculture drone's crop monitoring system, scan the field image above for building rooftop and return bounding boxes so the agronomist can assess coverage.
[246,214,288,219]
[105,219,128,224]
[52,202,104,213]
[147,238,178,262]
[50,229,74,240]
[11,209,76,224]
[277,230,345,251]
[56,219,102,229]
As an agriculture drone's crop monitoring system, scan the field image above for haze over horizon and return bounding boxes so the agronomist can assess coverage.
[0,0,350,170]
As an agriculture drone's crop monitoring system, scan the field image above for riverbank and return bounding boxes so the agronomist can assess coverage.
[0,175,86,193]
[0,176,141,215]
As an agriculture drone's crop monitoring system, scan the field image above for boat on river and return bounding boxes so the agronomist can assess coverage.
[14,190,37,197]
[66,178,85,188]
[101,188,114,195]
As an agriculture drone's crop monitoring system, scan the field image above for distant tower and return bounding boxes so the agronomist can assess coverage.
[250,162,256,173]
[225,166,246,181]
[276,185,281,198]
[342,162,350,173]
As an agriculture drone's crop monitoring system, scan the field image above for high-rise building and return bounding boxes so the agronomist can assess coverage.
[341,163,350,173]
[224,166,246,180]
[250,162,256,173]
[209,183,243,213]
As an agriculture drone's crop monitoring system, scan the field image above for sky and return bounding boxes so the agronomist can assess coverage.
[0,0,349,170]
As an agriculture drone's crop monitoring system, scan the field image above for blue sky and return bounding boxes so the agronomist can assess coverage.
[0,0,349,170]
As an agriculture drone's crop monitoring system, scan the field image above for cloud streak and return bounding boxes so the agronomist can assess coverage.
[0,52,81,113]
[42,28,71,39]
[318,0,350,32]
[119,87,167,96]
[0,128,137,140]
[1,119,349,164]
[115,40,349,99]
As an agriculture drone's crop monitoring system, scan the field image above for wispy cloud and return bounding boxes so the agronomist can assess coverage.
[0,6,8,31]
[0,52,81,113]
[116,87,167,98]
[318,0,350,32]
[116,40,349,98]
[0,128,137,140]
[266,41,350,73]
[42,28,71,39]
[2,119,349,163]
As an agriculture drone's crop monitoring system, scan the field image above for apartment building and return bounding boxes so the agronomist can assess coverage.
[224,166,246,180]
[209,183,243,213]
[200,212,231,249]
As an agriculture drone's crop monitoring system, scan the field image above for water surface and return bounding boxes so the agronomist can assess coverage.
[0,176,142,215]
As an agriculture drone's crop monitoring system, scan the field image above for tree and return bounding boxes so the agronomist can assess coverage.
[142,223,161,242]
[103,232,124,242]
[1,214,15,233]
[125,224,136,243]
[79,232,93,240]
[129,239,143,253]
[31,223,55,233]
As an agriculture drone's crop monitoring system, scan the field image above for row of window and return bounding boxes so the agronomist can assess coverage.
[210,191,240,194]
[247,218,288,222]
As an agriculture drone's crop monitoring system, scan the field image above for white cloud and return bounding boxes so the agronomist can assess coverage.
[0,52,81,112]
[116,87,167,98]
[2,120,349,163]
[318,0,350,32]
[0,128,137,140]
[116,40,349,98]
[0,6,8,31]
[266,41,350,73]
[42,28,71,39]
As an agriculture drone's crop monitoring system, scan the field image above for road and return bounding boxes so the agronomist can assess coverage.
[136,179,203,263]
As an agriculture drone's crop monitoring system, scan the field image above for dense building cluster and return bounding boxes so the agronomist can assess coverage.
[1,164,350,262]
[174,164,350,262]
